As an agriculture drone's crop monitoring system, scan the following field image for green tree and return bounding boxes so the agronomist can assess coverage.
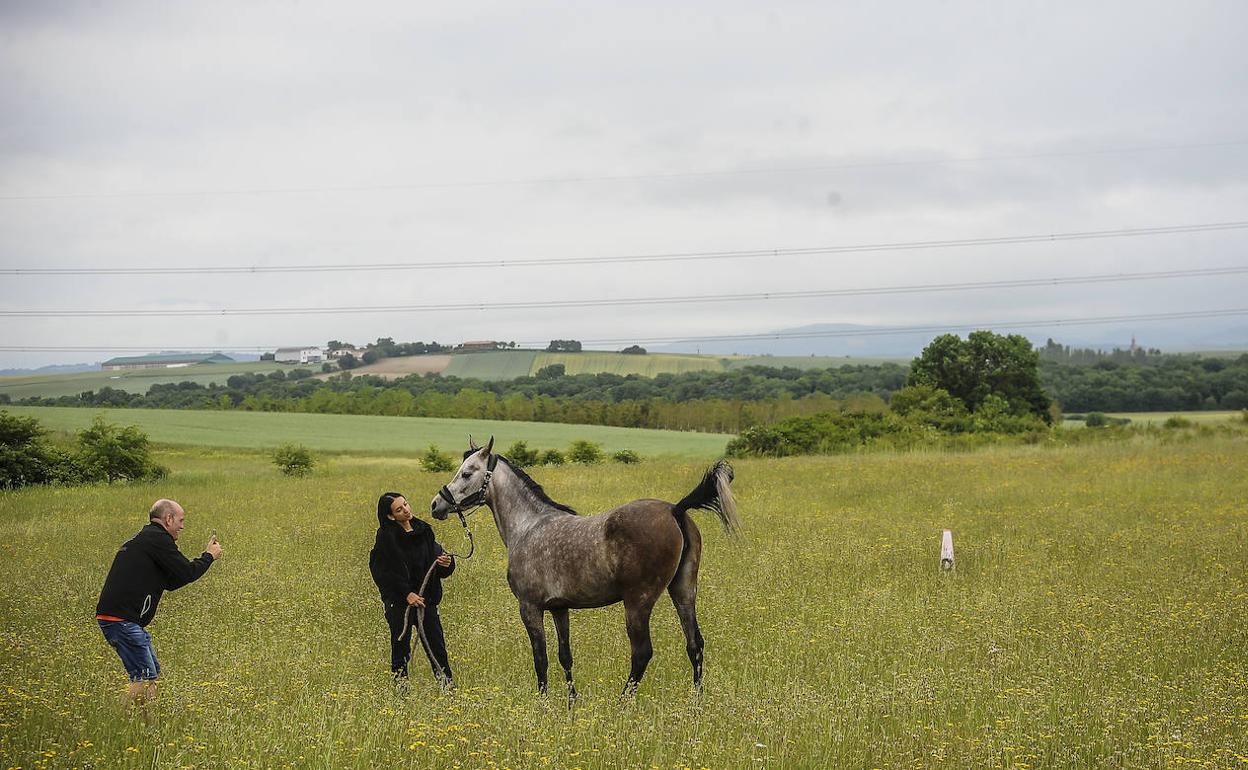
[504,440,540,467]
[611,448,641,464]
[272,444,315,476]
[567,439,604,464]
[421,445,456,473]
[0,411,59,488]
[75,417,168,482]
[908,331,1052,422]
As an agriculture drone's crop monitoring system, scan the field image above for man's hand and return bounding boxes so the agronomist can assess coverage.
[436,554,452,568]
[406,592,426,608]
[206,535,223,560]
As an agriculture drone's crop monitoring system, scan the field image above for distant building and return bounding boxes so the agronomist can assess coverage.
[458,340,501,352]
[102,352,235,371]
[326,346,363,360]
[273,347,324,364]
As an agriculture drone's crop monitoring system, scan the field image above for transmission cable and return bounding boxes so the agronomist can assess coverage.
[3,221,1246,277]
[1,265,1243,317]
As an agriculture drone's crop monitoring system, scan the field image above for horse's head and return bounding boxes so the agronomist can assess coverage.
[430,435,495,520]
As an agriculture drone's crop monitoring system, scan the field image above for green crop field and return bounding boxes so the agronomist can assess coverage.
[0,362,305,401]
[533,352,725,377]
[442,351,540,380]
[2,406,731,457]
[1,434,1245,769]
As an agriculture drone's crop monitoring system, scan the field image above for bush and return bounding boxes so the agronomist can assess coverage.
[567,440,604,465]
[612,448,641,464]
[1,412,167,487]
[0,411,59,488]
[289,369,313,380]
[504,440,540,467]
[421,445,456,473]
[1084,412,1109,428]
[76,417,168,482]
[1163,416,1194,429]
[540,449,566,466]
[272,443,315,477]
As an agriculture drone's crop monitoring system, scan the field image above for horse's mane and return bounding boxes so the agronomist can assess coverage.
[499,457,578,515]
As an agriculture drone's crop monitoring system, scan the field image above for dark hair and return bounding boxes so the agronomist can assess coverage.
[377,492,404,527]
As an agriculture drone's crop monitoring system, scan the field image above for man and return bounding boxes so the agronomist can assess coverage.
[96,499,223,708]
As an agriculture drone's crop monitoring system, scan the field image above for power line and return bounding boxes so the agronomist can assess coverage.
[1,266,1243,318]
[4,221,1246,277]
[2,308,1245,353]
[2,139,1245,202]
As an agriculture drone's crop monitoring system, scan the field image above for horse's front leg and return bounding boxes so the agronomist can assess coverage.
[550,607,577,707]
[519,602,549,694]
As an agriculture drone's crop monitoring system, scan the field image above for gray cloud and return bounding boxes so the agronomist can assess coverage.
[2,1,1247,368]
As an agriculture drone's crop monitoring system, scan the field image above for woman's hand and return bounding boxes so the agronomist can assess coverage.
[436,554,452,568]
[406,592,426,608]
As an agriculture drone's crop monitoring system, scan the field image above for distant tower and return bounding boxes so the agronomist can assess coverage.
[1129,335,1138,353]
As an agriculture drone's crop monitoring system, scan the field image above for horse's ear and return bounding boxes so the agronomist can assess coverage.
[468,434,479,450]
[484,435,495,455]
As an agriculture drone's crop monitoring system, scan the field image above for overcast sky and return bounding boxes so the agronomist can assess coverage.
[2,1,1246,368]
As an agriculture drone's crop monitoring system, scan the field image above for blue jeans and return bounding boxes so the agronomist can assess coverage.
[98,620,160,682]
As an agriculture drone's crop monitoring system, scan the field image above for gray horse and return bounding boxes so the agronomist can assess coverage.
[430,437,738,699]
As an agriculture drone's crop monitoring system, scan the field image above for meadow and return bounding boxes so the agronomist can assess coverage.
[1,406,732,457]
[1,427,1245,769]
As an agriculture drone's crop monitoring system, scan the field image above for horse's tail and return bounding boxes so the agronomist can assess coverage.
[673,460,739,536]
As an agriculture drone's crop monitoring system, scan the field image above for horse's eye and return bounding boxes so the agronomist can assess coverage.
[461,471,472,479]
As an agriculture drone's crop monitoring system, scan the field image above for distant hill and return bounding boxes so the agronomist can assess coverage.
[0,363,100,377]
[656,322,1248,357]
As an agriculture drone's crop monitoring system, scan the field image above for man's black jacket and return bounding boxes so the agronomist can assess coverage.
[96,523,215,627]
[369,519,455,606]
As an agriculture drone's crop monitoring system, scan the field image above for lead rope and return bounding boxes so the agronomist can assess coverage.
[397,507,481,686]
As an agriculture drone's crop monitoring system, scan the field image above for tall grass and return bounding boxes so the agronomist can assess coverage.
[1,435,1245,768]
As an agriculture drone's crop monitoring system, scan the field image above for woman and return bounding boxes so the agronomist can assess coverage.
[369,491,456,685]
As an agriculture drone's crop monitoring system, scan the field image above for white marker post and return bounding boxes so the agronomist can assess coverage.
[940,529,955,571]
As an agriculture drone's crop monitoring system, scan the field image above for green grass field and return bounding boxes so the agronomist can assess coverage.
[2,406,732,457]
[1,434,1244,768]
[0,362,304,401]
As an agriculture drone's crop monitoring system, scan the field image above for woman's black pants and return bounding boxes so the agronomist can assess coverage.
[384,601,453,682]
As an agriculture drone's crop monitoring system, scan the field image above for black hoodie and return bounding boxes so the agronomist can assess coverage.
[96,523,215,627]
[369,518,455,606]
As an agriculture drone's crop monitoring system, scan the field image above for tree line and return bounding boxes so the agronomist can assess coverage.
[7,344,1247,433]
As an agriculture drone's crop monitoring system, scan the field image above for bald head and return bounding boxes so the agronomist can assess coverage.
[149,499,186,540]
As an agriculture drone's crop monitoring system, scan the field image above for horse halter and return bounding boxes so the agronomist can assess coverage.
[437,452,499,522]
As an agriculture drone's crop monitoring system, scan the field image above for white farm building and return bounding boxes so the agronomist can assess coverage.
[273,347,324,364]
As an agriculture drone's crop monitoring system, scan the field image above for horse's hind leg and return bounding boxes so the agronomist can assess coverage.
[519,602,549,694]
[550,608,577,706]
[669,517,706,690]
[621,597,658,696]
